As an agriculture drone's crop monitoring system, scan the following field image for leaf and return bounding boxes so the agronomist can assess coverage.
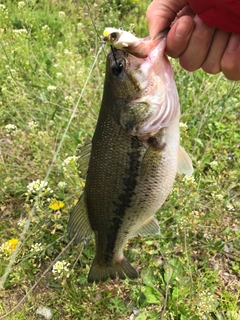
[144,285,161,305]
[164,258,182,283]
[194,138,204,147]
[141,267,155,286]
[136,312,147,320]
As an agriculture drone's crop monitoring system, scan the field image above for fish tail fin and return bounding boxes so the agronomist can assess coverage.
[87,257,138,283]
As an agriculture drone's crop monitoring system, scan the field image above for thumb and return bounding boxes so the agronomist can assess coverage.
[146,0,189,38]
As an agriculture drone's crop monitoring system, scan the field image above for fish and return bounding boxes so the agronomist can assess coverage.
[67,28,193,283]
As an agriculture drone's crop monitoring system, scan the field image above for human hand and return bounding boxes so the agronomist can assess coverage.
[146,0,240,81]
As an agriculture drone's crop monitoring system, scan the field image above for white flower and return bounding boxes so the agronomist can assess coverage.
[77,23,83,30]
[210,160,218,170]
[0,4,6,11]
[58,11,66,19]
[226,203,235,211]
[47,85,57,92]
[56,72,63,79]
[62,156,78,172]
[28,120,38,129]
[64,95,74,104]
[57,181,67,189]
[30,242,44,253]
[52,260,70,279]
[215,194,224,201]
[196,290,217,315]
[5,124,18,134]
[13,29,28,35]
[27,179,52,195]
[42,25,50,32]
[179,122,188,130]
[0,242,11,256]
[182,175,196,188]
[18,1,25,9]
[63,49,72,55]
[18,219,27,228]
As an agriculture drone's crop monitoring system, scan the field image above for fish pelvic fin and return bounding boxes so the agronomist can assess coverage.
[77,141,92,179]
[67,193,92,244]
[178,146,194,176]
[87,257,139,283]
[136,216,160,237]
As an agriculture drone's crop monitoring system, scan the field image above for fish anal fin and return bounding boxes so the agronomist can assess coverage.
[87,257,138,283]
[67,193,92,244]
[136,216,160,237]
[178,145,194,175]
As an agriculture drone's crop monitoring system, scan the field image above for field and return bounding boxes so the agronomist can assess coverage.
[0,1,239,319]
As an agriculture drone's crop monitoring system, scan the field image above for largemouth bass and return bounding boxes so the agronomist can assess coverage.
[68,28,193,283]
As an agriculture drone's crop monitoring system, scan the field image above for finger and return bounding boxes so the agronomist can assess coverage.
[146,0,188,39]
[221,34,240,81]
[201,29,230,75]
[177,4,195,18]
[179,15,215,71]
[166,16,195,58]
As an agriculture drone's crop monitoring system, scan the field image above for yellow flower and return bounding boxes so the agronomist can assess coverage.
[49,198,65,211]
[0,238,19,256]
[8,238,18,247]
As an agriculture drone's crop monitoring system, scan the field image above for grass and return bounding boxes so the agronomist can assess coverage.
[0,0,239,319]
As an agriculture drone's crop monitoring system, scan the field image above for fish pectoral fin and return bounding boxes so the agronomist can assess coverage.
[177,145,194,176]
[139,142,162,180]
[77,141,92,179]
[67,193,92,244]
[136,216,160,237]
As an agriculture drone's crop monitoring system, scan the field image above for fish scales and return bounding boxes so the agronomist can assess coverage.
[68,28,193,283]
[86,114,143,256]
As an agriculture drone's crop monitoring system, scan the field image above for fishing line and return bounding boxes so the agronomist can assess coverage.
[110,45,123,74]
[0,41,105,292]
[85,0,101,41]
[111,45,118,65]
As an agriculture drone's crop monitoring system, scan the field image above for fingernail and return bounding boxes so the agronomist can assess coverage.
[175,19,193,38]
[227,34,240,52]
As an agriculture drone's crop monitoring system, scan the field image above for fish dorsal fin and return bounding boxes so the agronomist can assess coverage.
[77,141,92,179]
[67,193,93,244]
[136,216,160,237]
[178,146,194,175]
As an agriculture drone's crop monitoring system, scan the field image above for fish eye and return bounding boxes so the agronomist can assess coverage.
[111,62,123,76]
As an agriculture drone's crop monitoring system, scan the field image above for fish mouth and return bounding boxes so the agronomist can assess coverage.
[105,27,169,59]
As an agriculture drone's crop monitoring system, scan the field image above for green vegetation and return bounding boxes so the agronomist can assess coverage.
[0,1,239,319]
